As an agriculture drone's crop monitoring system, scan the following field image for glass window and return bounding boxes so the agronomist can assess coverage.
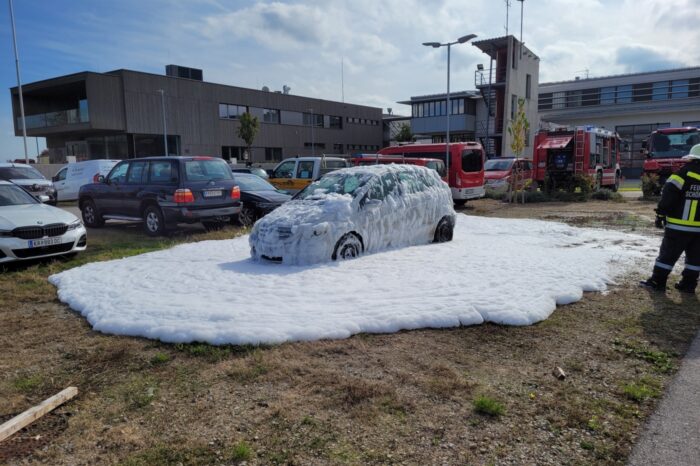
[581,88,600,106]
[329,116,342,129]
[219,103,228,119]
[552,91,566,109]
[652,81,669,100]
[273,160,296,178]
[461,150,482,173]
[366,179,384,201]
[0,184,38,206]
[107,162,129,183]
[511,94,518,118]
[398,171,421,193]
[526,74,532,99]
[617,85,632,103]
[381,173,399,196]
[184,159,233,181]
[538,92,553,110]
[149,161,176,183]
[0,165,45,180]
[127,161,148,184]
[671,80,689,99]
[600,87,615,105]
[264,147,283,162]
[303,113,323,127]
[296,172,372,199]
[633,83,653,102]
[296,161,315,179]
[233,174,276,191]
[566,90,581,107]
[55,167,67,181]
[263,108,279,124]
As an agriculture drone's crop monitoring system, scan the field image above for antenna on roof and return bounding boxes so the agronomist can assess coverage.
[504,0,512,36]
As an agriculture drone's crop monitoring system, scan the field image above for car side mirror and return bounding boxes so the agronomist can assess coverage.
[97,175,106,183]
[267,170,275,177]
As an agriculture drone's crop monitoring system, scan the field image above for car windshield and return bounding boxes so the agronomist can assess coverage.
[184,159,233,181]
[0,166,46,180]
[234,174,276,191]
[295,172,372,200]
[484,159,514,171]
[650,130,700,158]
[0,185,39,206]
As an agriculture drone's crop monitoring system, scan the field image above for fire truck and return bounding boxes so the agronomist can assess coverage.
[641,126,699,193]
[533,126,622,192]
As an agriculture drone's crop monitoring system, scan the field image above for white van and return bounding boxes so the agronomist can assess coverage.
[267,156,350,194]
[53,160,120,201]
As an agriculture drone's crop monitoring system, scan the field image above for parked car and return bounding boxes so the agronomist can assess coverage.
[267,156,350,194]
[231,166,269,179]
[0,180,86,264]
[351,154,448,181]
[53,159,120,201]
[0,163,56,204]
[79,156,242,236]
[484,157,532,190]
[232,173,292,226]
[249,164,455,265]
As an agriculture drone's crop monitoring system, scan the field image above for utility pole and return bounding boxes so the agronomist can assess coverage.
[9,0,28,163]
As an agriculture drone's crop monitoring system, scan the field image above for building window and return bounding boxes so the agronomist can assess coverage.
[683,121,700,127]
[303,112,323,127]
[689,78,700,97]
[652,81,669,101]
[633,83,653,102]
[329,115,342,129]
[304,142,326,149]
[566,90,582,108]
[263,108,280,124]
[617,85,632,103]
[221,146,244,161]
[538,92,552,110]
[526,74,532,99]
[264,147,283,162]
[511,94,518,119]
[671,80,689,99]
[552,91,566,109]
[600,87,615,105]
[332,143,344,153]
[616,123,670,169]
[581,88,600,106]
[219,103,247,119]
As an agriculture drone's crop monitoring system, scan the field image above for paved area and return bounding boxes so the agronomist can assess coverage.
[627,329,700,466]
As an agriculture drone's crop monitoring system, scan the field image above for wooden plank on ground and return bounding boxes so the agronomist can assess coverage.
[0,386,78,443]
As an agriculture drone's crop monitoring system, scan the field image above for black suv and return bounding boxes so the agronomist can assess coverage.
[79,157,241,236]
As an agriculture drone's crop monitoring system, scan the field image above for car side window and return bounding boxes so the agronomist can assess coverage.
[398,171,422,193]
[296,161,315,179]
[274,161,295,178]
[367,179,384,200]
[55,168,67,181]
[127,161,148,184]
[381,173,399,196]
[108,162,129,184]
[149,161,176,184]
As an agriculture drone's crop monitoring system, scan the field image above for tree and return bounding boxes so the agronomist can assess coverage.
[507,97,530,203]
[395,123,413,143]
[237,112,260,162]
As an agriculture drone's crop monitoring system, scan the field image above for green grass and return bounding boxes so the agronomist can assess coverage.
[150,353,170,365]
[623,379,661,403]
[12,374,43,393]
[613,339,676,374]
[472,395,505,417]
[228,441,253,462]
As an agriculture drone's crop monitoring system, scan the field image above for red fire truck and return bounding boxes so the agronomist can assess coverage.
[642,126,699,193]
[533,126,622,192]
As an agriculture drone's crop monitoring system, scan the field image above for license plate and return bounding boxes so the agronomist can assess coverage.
[203,190,222,198]
[29,237,62,248]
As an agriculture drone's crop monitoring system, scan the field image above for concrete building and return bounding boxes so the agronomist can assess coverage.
[397,36,540,158]
[10,66,383,164]
[538,67,700,176]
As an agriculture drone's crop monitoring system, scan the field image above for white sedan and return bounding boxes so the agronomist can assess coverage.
[249,164,456,265]
[0,181,87,264]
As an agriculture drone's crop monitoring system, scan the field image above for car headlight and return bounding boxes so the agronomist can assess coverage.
[312,223,329,236]
[66,219,83,230]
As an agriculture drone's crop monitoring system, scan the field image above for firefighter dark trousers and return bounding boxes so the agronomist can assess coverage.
[651,228,700,287]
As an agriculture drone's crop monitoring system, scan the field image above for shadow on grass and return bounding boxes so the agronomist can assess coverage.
[639,289,700,357]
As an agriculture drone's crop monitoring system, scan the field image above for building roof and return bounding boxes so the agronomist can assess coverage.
[397,90,481,105]
[472,35,539,60]
[540,66,700,86]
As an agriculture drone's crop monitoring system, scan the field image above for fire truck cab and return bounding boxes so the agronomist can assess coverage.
[641,126,699,193]
[533,126,622,192]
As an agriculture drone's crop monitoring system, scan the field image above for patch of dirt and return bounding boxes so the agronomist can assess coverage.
[2,198,699,465]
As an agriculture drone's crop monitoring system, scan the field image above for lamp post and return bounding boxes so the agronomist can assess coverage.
[422,33,477,174]
[9,0,28,163]
[157,89,168,156]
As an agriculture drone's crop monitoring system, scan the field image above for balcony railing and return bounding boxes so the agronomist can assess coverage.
[17,107,89,130]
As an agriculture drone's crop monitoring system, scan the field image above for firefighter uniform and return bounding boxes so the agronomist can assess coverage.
[641,144,700,293]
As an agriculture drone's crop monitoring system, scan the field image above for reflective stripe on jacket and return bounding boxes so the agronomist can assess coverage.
[658,161,700,233]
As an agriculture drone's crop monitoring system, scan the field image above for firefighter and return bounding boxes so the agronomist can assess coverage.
[640,144,700,293]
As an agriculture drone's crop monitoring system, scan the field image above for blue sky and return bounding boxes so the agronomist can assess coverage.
[1,0,699,159]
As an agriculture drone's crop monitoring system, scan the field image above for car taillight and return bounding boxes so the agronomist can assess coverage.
[174,189,194,203]
[231,186,241,200]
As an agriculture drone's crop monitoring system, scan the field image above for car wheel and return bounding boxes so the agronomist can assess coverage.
[81,200,104,228]
[433,216,454,243]
[238,204,257,227]
[332,233,363,261]
[612,173,620,192]
[143,205,166,237]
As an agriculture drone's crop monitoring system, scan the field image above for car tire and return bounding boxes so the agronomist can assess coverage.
[143,205,166,237]
[332,233,363,261]
[433,216,454,243]
[237,204,257,227]
[81,199,104,228]
[612,173,620,192]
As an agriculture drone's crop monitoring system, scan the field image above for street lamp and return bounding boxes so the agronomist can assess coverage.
[422,33,477,174]
[9,0,28,163]
[157,89,168,156]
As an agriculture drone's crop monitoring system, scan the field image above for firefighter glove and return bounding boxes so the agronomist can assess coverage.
[655,214,666,229]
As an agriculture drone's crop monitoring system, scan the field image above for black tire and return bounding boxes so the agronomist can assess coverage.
[237,204,257,227]
[454,199,467,207]
[332,233,363,261]
[612,173,620,192]
[143,205,166,237]
[433,216,454,243]
[81,199,104,228]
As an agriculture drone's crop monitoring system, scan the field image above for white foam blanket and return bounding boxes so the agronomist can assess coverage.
[49,215,659,345]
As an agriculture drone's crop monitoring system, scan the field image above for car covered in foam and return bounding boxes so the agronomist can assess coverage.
[249,164,455,265]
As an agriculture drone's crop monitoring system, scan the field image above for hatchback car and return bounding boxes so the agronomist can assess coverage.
[79,156,241,236]
[232,173,292,226]
[0,163,57,204]
[0,180,86,264]
[249,164,455,265]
